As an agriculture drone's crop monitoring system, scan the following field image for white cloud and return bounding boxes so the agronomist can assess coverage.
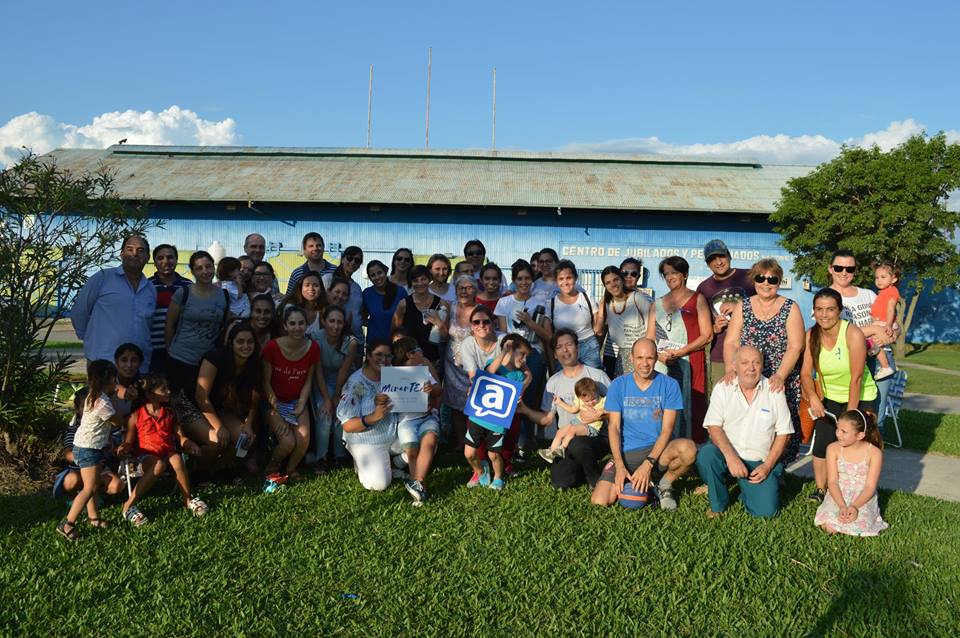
[0,106,239,167]
[561,119,960,166]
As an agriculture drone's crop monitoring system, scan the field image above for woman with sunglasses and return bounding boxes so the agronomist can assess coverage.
[596,265,656,376]
[654,256,712,443]
[828,249,896,419]
[458,305,503,481]
[389,248,415,291]
[362,260,408,344]
[442,275,480,451]
[722,258,805,463]
[323,246,365,342]
[799,287,878,503]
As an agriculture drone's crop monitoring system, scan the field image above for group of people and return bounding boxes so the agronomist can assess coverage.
[57,231,898,540]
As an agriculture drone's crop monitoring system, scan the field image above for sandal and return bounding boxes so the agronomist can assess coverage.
[123,506,149,527]
[89,518,110,530]
[187,497,209,517]
[57,519,79,541]
[287,471,303,482]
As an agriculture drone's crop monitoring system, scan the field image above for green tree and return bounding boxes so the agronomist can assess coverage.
[0,152,158,457]
[771,132,960,356]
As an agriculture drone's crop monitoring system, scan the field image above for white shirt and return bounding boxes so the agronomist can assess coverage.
[73,392,116,450]
[703,377,794,462]
[549,291,596,342]
[840,287,876,328]
[494,294,543,352]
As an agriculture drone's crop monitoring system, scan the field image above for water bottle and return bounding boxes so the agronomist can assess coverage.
[429,306,448,344]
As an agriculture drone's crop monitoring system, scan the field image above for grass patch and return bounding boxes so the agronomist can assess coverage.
[905,344,960,372]
[44,341,83,349]
[893,411,960,457]
[1,464,958,636]
[903,367,960,397]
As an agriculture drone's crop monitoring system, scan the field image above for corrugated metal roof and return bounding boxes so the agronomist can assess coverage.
[41,145,814,214]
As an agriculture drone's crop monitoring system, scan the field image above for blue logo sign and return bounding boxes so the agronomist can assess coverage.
[464,371,523,431]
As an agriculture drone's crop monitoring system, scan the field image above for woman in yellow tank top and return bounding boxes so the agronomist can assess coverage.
[800,288,878,503]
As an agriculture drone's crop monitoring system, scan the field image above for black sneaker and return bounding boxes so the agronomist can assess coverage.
[404,478,427,503]
[808,489,825,504]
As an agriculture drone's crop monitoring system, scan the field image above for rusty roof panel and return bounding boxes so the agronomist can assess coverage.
[40,145,814,214]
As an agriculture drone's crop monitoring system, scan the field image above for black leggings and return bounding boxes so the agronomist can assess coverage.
[811,397,879,458]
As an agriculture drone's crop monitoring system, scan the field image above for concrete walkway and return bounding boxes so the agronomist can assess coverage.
[899,360,960,377]
[788,448,960,503]
[902,393,960,415]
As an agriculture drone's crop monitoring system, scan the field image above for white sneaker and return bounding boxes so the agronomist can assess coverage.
[875,367,895,381]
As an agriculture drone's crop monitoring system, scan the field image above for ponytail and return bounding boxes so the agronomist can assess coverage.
[840,409,884,450]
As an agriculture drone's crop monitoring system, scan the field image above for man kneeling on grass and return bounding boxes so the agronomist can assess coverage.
[591,338,696,509]
[696,345,793,518]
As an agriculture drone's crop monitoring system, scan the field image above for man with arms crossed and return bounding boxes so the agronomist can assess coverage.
[696,345,793,518]
[591,338,696,509]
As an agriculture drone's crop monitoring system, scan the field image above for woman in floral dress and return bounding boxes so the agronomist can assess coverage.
[723,258,806,463]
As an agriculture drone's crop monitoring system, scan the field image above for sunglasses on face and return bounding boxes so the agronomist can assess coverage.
[395,256,412,263]
[621,270,639,277]
[754,274,781,285]
[465,251,485,257]
[344,255,363,263]
[831,265,857,273]
[254,272,272,277]
[472,319,492,326]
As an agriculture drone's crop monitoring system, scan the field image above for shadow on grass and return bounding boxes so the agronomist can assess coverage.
[888,410,947,454]
[806,567,933,636]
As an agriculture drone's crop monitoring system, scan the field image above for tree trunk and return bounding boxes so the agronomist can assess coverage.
[894,291,920,359]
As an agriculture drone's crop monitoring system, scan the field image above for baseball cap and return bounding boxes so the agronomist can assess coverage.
[704,239,731,262]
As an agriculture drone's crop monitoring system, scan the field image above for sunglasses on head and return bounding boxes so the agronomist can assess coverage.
[621,270,639,277]
[465,250,484,257]
[472,318,492,326]
[754,274,781,285]
[831,265,856,273]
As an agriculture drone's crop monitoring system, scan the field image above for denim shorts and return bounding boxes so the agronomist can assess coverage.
[73,446,105,469]
[397,412,441,449]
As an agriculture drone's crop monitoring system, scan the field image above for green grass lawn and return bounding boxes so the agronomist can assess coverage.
[904,344,960,372]
[893,411,960,457]
[902,366,960,397]
[1,464,958,637]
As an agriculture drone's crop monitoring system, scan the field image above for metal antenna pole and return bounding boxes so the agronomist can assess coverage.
[425,47,432,148]
[367,64,373,148]
[492,67,497,150]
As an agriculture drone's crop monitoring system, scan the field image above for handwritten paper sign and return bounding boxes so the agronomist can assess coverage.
[380,366,429,413]
[464,371,524,431]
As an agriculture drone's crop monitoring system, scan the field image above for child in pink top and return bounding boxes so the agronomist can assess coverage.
[870,262,901,380]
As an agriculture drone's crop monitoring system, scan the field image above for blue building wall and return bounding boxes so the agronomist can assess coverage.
[138,202,957,340]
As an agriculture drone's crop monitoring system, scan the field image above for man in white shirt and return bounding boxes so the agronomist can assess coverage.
[696,345,794,518]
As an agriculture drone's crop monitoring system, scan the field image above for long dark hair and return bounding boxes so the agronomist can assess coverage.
[839,409,883,450]
[367,260,399,308]
[332,245,363,281]
[285,270,327,313]
[85,360,117,410]
[390,248,413,275]
[218,321,261,411]
[809,287,843,378]
[600,265,624,308]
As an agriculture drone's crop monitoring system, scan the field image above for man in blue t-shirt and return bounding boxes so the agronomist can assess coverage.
[591,338,696,510]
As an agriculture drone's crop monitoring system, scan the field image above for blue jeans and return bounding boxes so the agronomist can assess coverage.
[73,446,105,469]
[519,348,546,449]
[311,380,348,461]
[868,353,895,434]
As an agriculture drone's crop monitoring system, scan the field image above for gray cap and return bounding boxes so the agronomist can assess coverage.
[703,239,730,262]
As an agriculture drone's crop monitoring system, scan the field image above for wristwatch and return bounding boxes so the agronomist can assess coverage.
[645,456,658,467]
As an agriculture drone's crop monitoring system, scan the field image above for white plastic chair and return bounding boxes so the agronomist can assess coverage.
[882,370,909,448]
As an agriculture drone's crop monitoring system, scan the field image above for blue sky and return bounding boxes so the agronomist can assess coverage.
[2,0,958,164]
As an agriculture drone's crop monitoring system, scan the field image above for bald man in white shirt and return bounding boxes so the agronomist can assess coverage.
[696,345,794,518]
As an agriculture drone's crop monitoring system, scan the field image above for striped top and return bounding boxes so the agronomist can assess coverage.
[149,272,192,350]
[285,261,337,297]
